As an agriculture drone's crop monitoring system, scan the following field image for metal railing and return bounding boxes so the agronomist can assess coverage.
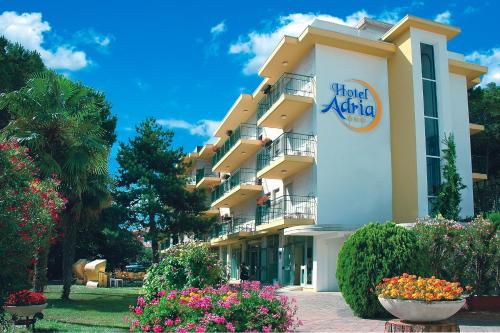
[211,216,256,238]
[212,123,258,166]
[472,155,488,174]
[256,195,316,226]
[196,167,219,184]
[211,168,258,203]
[256,73,314,120]
[256,132,315,171]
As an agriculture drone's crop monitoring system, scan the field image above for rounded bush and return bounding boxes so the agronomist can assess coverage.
[143,242,226,295]
[336,223,428,318]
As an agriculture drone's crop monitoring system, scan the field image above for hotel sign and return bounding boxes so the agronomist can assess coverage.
[321,80,382,132]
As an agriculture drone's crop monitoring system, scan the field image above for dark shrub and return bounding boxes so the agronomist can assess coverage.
[336,223,428,318]
[143,242,226,296]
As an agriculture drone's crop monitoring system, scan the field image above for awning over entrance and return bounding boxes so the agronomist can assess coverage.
[284,224,363,238]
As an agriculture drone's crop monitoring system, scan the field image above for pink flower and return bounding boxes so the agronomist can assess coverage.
[151,298,159,306]
[158,290,166,297]
[153,325,163,332]
[262,324,273,333]
[195,325,206,333]
[167,291,177,300]
[175,317,181,325]
[226,322,235,332]
[164,319,174,327]
[134,307,143,315]
[141,325,151,332]
[176,328,187,333]
[137,297,146,307]
[258,305,269,315]
[186,323,195,330]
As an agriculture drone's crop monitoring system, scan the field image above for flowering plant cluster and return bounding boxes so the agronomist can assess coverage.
[414,216,499,295]
[143,242,226,294]
[0,141,66,299]
[376,273,469,302]
[4,290,47,306]
[129,281,301,332]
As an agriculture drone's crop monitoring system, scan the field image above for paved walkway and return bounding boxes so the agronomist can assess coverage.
[279,291,500,332]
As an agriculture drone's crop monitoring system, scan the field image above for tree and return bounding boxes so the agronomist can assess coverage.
[116,118,214,263]
[0,36,45,128]
[0,71,115,299]
[468,83,500,214]
[432,134,466,220]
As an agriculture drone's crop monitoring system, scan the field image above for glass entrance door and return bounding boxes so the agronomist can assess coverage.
[282,244,294,286]
[282,236,313,287]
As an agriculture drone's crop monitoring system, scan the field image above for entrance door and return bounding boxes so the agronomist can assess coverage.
[300,239,313,286]
[247,245,259,281]
[230,248,240,280]
[282,244,294,286]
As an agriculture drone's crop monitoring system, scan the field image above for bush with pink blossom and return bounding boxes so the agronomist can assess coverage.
[129,281,301,332]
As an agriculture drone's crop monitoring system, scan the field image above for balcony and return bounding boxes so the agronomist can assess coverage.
[255,195,316,232]
[210,216,255,245]
[211,123,262,173]
[196,168,221,189]
[472,155,488,182]
[186,175,197,191]
[257,132,315,179]
[211,168,262,209]
[256,73,314,129]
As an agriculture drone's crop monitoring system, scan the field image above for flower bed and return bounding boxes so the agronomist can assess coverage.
[376,274,467,302]
[5,290,47,306]
[129,281,300,332]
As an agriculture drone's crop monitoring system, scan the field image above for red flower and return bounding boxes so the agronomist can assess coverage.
[5,290,47,306]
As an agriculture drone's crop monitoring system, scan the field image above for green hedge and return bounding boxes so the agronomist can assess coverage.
[336,223,428,318]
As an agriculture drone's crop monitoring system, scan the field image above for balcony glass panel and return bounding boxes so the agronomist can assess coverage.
[211,168,258,203]
[256,195,316,226]
[212,216,256,238]
[256,132,315,171]
[257,73,314,120]
[212,123,258,166]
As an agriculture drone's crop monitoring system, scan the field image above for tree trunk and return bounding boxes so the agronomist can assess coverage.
[33,246,49,292]
[150,213,159,264]
[61,198,81,299]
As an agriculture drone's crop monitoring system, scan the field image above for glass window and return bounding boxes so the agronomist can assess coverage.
[427,157,441,196]
[425,118,440,157]
[421,43,436,80]
[422,80,438,117]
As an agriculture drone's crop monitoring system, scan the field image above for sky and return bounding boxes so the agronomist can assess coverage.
[0,0,498,173]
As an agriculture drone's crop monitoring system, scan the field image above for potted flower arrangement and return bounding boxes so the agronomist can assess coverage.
[376,274,469,322]
[256,194,270,207]
[4,290,48,318]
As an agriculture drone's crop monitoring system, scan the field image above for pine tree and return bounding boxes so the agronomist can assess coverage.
[433,134,466,220]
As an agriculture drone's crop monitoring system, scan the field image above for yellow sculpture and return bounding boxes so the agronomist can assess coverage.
[84,259,107,287]
[72,259,88,285]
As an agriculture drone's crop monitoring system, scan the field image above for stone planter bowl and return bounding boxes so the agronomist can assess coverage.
[4,303,47,317]
[378,297,465,322]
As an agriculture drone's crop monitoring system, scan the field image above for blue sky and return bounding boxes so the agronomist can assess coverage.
[0,1,498,173]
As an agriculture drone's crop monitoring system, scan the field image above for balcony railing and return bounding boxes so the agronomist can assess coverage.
[211,168,258,203]
[211,216,256,238]
[472,155,487,174]
[256,132,316,171]
[256,195,316,226]
[196,167,219,184]
[256,73,314,120]
[212,123,258,166]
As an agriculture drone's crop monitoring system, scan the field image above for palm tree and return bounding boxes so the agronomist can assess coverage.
[0,71,115,298]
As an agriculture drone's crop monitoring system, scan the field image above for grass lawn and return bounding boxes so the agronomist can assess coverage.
[17,284,142,332]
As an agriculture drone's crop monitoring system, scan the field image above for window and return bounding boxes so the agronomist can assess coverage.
[421,43,440,212]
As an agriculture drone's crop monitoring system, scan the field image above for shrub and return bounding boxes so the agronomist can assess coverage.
[129,281,300,332]
[487,211,500,231]
[143,242,226,295]
[336,223,428,318]
[414,216,499,296]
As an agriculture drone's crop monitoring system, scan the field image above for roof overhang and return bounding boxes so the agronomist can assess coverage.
[448,59,487,81]
[259,26,397,79]
[213,94,255,139]
[382,15,461,43]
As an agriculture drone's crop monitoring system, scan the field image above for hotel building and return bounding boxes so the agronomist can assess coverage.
[182,15,488,291]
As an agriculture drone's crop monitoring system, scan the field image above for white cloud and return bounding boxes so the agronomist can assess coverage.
[229,11,370,75]
[434,11,452,24]
[74,28,113,52]
[157,119,220,138]
[210,21,226,36]
[465,48,500,85]
[0,11,89,71]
